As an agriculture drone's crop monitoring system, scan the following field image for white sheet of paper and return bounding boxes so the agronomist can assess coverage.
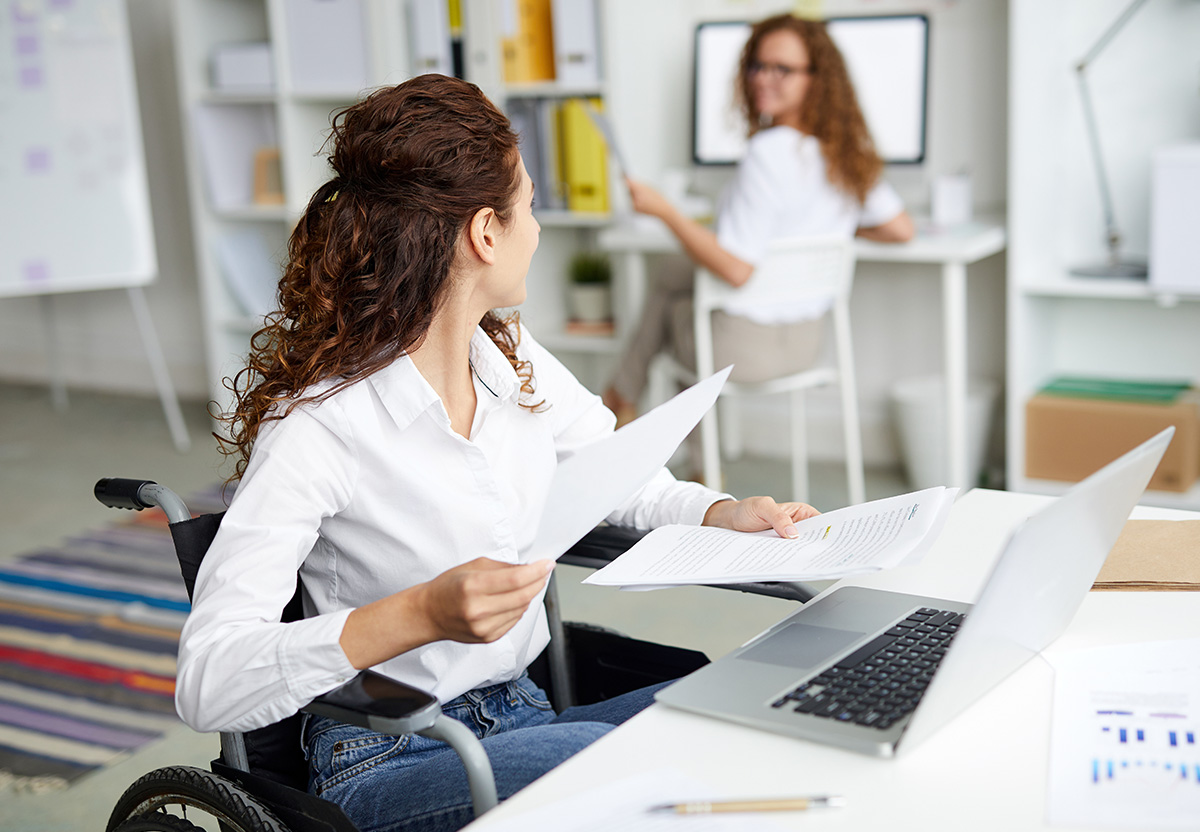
[1046,638,1200,830]
[470,768,790,832]
[582,486,957,588]
[527,366,731,561]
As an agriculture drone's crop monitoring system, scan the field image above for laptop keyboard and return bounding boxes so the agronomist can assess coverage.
[770,607,966,731]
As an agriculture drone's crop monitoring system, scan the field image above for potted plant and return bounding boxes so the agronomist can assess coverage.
[566,251,613,324]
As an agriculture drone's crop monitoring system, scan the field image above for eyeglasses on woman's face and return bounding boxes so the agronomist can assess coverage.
[746,60,813,81]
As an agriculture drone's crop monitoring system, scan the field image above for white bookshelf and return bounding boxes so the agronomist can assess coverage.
[1007,0,1200,508]
[174,0,416,422]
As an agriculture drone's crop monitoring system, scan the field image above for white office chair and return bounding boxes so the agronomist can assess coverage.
[686,235,865,506]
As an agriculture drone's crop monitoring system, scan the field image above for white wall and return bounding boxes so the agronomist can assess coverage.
[0,0,207,399]
[601,0,1010,469]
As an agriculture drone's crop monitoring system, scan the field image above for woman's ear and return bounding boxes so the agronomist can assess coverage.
[467,206,499,266]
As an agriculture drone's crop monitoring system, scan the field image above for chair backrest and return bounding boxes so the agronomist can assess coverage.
[169,512,309,788]
[694,234,856,314]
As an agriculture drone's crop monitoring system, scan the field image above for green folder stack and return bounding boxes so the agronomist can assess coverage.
[1039,377,1194,405]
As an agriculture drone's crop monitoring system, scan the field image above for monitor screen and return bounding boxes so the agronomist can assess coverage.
[692,15,929,166]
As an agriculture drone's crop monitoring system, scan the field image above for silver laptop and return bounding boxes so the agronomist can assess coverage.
[656,428,1174,757]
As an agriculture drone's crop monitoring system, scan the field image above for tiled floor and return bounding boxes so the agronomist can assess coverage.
[0,382,910,830]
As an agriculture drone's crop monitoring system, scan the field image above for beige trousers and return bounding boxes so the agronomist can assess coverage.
[608,260,825,472]
[609,259,825,400]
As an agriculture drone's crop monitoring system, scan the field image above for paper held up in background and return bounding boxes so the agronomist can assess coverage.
[527,366,731,562]
[1046,638,1200,830]
[582,99,631,177]
[582,487,958,590]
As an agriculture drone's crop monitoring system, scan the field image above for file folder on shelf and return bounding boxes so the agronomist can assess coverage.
[409,0,453,76]
[551,0,601,86]
[501,0,556,83]
[560,97,609,213]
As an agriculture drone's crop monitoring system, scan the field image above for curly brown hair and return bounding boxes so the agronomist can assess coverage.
[217,75,539,483]
[737,14,883,203]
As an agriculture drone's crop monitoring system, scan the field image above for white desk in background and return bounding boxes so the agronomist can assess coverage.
[464,489,1200,832]
[596,219,1008,490]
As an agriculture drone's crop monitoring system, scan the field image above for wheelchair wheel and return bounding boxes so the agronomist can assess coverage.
[110,813,204,832]
[106,765,290,832]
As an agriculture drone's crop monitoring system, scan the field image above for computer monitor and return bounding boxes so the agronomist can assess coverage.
[692,15,929,166]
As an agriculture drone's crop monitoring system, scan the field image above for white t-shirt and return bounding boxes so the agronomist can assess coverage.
[716,126,904,324]
[176,325,729,733]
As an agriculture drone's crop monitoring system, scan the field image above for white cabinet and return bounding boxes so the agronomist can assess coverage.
[1007,0,1200,508]
[173,0,413,421]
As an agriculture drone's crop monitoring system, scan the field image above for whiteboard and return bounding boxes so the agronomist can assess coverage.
[0,0,156,299]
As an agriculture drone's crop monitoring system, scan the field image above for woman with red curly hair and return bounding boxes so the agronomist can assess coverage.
[603,13,914,434]
[175,74,816,832]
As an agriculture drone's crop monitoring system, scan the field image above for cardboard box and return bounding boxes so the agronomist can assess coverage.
[1025,393,1200,492]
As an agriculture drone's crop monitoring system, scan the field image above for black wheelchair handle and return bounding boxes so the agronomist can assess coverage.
[94,478,159,511]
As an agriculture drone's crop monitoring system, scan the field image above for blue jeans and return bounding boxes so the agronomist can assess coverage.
[302,674,667,832]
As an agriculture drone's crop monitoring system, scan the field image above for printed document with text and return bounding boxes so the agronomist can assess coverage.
[582,487,958,589]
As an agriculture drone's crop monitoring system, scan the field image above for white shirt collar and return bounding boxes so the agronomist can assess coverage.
[468,326,521,404]
[367,326,520,432]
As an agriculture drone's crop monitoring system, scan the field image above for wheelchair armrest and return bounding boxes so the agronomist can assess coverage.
[561,525,820,603]
[559,524,650,571]
[302,671,499,815]
[303,669,443,736]
[707,580,817,603]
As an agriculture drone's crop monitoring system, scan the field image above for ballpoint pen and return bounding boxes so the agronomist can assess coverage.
[648,795,847,814]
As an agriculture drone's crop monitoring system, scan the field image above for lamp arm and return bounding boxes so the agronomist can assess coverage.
[1074,70,1120,256]
[1072,0,1151,262]
[1077,0,1151,69]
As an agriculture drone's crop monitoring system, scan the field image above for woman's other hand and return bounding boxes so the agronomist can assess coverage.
[702,496,820,540]
[416,558,555,644]
[340,558,554,669]
[626,178,675,220]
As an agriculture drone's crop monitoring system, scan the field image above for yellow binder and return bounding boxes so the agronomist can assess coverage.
[560,97,609,214]
[501,0,556,83]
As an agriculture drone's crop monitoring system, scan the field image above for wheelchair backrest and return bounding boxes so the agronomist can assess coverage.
[170,511,309,789]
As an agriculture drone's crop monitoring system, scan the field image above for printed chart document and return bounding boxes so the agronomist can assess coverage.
[528,366,731,562]
[1047,638,1200,830]
[583,486,957,589]
[473,769,789,832]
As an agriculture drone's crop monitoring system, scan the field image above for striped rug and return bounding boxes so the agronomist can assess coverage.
[0,487,225,792]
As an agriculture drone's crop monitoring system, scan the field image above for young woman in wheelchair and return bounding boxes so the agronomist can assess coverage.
[176,74,817,832]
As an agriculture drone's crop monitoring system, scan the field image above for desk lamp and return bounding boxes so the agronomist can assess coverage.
[1070,0,1151,279]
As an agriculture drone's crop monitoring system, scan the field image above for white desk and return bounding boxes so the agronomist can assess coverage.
[464,489,1200,831]
[597,220,1007,489]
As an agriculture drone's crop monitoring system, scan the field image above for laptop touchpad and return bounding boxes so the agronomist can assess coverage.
[741,623,865,669]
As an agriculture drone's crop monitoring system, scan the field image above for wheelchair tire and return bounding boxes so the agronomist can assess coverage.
[106,765,290,832]
[110,813,204,832]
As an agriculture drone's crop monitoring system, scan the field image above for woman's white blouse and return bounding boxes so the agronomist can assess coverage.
[716,126,905,325]
[176,326,728,733]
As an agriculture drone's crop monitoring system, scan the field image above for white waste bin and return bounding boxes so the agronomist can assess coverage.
[890,376,999,490]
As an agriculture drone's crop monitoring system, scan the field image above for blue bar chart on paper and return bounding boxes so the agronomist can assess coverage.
[1048,638,1200,830]
[1092,710,1199,789]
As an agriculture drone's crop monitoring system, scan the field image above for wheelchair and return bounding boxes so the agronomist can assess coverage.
[93,477,816,832]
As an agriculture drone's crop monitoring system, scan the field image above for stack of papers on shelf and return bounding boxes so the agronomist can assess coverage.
[582,487,958,590]
[1093,520,1200,591]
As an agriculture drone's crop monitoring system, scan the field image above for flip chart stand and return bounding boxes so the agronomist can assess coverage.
[36,287,191,453]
